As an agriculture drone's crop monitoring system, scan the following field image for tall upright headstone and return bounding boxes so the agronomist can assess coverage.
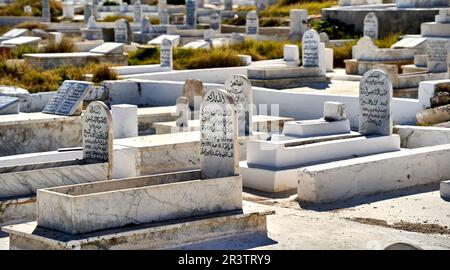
[42,0,50,22]
[84,3,92,23]
[289,9,308,41]
[210,12,221,32]
[427,39,449,73]
[160,38,173,69]
[114,19,132,44]
[224,75,253,136]
[175,96,190,128]
[200,89,238,179]
[363,12,379,39]
[183,79,205,109]
[224,0,233,10]
[134,0,143,23]
[141,17,152,33]
[186,0,197,29]
[302,29,325,75]
[83,101,113,179]
[359,69,393,136]
[246,11,258,35]
[160,8,169,25]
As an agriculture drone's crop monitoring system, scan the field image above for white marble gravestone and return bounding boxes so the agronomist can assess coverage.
[224,75,253,136]
[289,9,307,41]
[160,8,170,25]
[210,13,221,32]
[24,5,32,15]
[175,96,190,128]
[200,89,238,179]
[83,101,113,178]
[114,19,132,44]
[134,0,143,23]
[359,69,393,136]
[160,38,173,69]
[363,12,379,39]
[42,0,50,22]
[186,0,197,29]
[302,29,321,67]
[141,17,152,33]
[42,80,93,116]
[427,39,449,73]
[0,96,20,115]
[246,11,259,35]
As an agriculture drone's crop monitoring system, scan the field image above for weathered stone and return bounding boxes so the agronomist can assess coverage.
[417,104,450,125]
[175,96,189,128]
[289,9,307,41]
[363,12,379,39]
[185,0,197,29]
[114,19,132,44]
[324,101,347,121]
[224,75,253,136]
[182,79,205,109]
[246,11,258,35]
[431,92,450,107]
[134,0,143,22]
[427,39,449,73]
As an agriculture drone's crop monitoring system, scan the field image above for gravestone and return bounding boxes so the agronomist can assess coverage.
[302,29,321,67]
[183,78,205,109]
[84,3,92,23]
[160,8,170,25]
[83,15,103,40]
[224,75,253,136]
[200,89,238,179]
[224,0,233,10]
[134,0,143,23]
[186,0,197,29]
[210,13,221,32]
[256,0,267,13]
[158,0,167,13]
[42,0,50,22]
[197,0,204,8]
[160,38,173,69]
[114,19,132,44]
[427,39,449,73]
[24,5,32,15]
[175,96,190,128]
[363,12,379,39]
[120,2,128,13]
[87,15,97,29]
[83,101,113,179]
[141,17,152,33]
[42,81,93,116]
[319,32,330,44]
[359,69,393,136]
[204,29,214,42]
[289,9,307,41]
[246,11,259,35]
[0,96,20,115]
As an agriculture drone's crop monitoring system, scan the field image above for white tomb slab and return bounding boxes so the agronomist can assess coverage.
[89,42,124,54]
[283,119,351,138]
[183,40,211,49]
[1,28,28,39]
[148,34,180,46]
[0,96,20,115]
[392,37,427,49]
[1,36,41,46]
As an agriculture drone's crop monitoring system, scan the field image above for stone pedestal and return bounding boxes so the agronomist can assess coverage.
[112,104,138,139]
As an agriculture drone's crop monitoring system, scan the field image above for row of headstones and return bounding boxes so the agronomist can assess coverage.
[246,9,308,39]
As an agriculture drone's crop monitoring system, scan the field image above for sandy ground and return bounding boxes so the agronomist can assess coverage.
[2,184,449,250]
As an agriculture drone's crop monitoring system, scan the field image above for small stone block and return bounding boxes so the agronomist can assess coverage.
[324,101,347,121]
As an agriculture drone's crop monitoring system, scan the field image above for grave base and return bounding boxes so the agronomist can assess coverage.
[441,180,450,200]
[249,76,329,89]
[0,196,35,226]
[2,209,273,250]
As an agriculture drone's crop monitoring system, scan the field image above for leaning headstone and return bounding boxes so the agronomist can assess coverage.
[42,80,93,116]
[427,39,449,73]
[224,75,253,136]
[134,0,143,22]
[24,5,32,15]
[175,96,190,128]
[141,17,152,33]
[114,19,132,44]
[359,69,393,136]
[83,101,113,178]
[159,8,169,25]
[160,38,173,69]
[246,11,259,35]
[0,96,20,115]
[42,0,51,22]
[200,89,238,179]
[224,0,233,10]
[210,12,221,32]
[186,0,197,29]
[84,3,92,23]
[183,79,205,109]
[289,9,307,41]
[363,12,379,39]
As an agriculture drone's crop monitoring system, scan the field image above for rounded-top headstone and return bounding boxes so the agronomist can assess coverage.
[224,75,253,136]
[200,89,238,179]
[302,29,321,67]
[183,79,205,109]
[210,12,221,31]
[24,5,32,14]
[114,19,132,44]
[246,10,259,35]
[141,17,151,33]
[359,69,393,136]
[363,12,379,39]
[160,38,173,68]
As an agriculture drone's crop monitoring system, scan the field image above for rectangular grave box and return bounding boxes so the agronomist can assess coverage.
[37,170,242,235]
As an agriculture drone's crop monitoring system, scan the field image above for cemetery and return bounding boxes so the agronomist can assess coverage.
[0,0,449,251]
